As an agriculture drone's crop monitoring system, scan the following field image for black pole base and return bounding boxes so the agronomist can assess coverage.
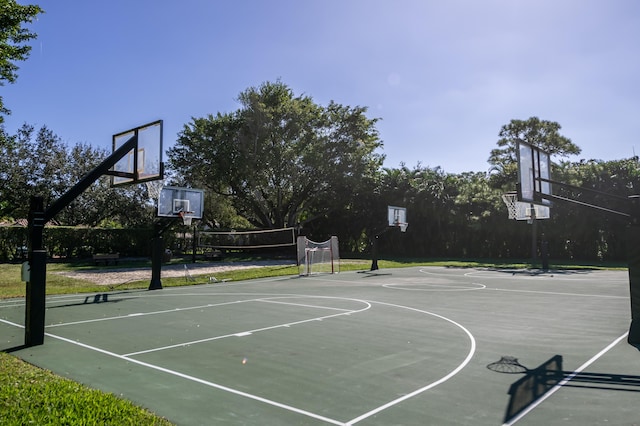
[149,236,163,290]
[628,320,640,347]
[370,234,379,271]
[148,279,163,290]
[370,259,379,271]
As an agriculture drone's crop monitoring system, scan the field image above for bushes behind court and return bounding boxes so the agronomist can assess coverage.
[0,226,158,262]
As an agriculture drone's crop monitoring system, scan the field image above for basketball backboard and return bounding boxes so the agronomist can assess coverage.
[388,206,408,232]
[110,120,163,187]
[158,187,204,221]
[517,140,551,206]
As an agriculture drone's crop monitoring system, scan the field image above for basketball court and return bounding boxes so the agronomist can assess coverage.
[1,266,638,425]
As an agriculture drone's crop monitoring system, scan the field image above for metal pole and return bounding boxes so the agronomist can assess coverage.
[25,196,46,346]
[627,196,640,346]
[149,221,163,290]
[530,205,537,269]
[192,226,197,263]
[370,235,379,271]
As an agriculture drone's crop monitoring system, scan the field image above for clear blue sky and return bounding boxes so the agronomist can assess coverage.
[4,0,640,173]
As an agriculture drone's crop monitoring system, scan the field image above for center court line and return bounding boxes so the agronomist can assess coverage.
[44,332,346,426]
[503,331,629,426]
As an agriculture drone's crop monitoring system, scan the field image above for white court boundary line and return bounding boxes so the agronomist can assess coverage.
[45,332,346,426]
[123,297,372,357]
[503,331,629,426]
[11,293,477,425]
[485,287,627,299]
[345,301,476,425]
[383,282,486,291]
[415,267,627,299]
[0,317,23,328]
[416,267,627,283]
[463,270,628,282]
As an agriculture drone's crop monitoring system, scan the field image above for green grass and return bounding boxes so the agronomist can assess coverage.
[0,352,173,425]
[0,257,627,298]
[0,256,627,425]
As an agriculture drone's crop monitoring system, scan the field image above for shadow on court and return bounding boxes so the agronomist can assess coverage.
[47,290,146,309]
[489,354,640,423]
[483,268,596,277]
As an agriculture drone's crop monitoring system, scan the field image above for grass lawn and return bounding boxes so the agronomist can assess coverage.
[0,352,173,425]
[0,256,626,425]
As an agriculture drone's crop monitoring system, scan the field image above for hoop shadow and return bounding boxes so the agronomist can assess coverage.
[489,354,640,423]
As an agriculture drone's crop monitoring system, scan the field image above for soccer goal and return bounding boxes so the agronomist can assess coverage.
[297,236,339,275]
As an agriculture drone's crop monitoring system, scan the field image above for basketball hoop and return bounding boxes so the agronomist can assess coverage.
[399,222,408,232]
[502,192,551,221]
[502,192,519,220]
[178,211,193,226]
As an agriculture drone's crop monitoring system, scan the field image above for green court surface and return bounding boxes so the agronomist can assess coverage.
[2,266,639,425]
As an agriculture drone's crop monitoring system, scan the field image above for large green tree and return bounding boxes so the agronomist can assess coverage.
[0,0,42,122]
[168,81,384,229]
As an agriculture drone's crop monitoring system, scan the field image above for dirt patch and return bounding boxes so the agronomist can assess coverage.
[55,260,296,286]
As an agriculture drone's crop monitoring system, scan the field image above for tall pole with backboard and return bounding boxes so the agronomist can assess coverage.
[515,140,640,347]
[370,206,408,271]
[152,187,204,289]
[25,121,164,347]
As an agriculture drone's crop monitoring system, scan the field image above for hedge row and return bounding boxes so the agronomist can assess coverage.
[0,227,160,262]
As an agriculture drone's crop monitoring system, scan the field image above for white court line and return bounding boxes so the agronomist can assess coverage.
[0,299,25,308]
[382,282,486,291]
[503,331,629,426]
[46,299,252,328]
[123,299,372,356]
[257,299,355,311]
[14,293,475,425]
[485,287,627,299]
[417,267,629,283]
[464,270,628,282]
[345,301,477,425]
[44,332,345,426]
[0,318,23,328]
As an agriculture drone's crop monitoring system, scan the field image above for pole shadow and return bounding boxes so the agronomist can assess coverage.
[488,354,640,423]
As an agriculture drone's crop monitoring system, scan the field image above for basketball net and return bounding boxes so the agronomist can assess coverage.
[393,220,408,232]
[502,193,519,220]
[178,211,193,226]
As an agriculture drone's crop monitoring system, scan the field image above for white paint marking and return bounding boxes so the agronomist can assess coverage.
[47,299,253,328]
[0,318,24,328]
[257,299,355,312]
[123,299,372,356]
[345,301,477,425]
[502,331,629,426]
[486,287,627,299]
[45,332,345,426]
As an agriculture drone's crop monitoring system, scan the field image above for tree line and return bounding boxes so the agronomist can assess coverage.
[1,81,639,262]
[1,6,638,263]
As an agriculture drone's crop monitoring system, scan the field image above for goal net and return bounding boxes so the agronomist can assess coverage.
[297,236,340,276]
